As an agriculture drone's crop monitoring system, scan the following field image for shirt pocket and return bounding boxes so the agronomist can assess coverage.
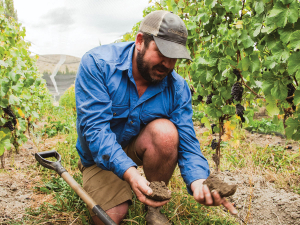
[140,102,170,125]
[111,104,130,119]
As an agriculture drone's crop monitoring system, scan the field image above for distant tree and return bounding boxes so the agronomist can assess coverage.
[1,0,18,21]
[65,65,69,75]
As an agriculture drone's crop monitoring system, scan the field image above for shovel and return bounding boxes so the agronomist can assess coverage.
[35,150,117,225]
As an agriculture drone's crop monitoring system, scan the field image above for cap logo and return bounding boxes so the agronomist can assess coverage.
[168,28,187,38]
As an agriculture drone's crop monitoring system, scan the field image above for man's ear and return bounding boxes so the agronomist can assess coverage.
[135,32,144,52]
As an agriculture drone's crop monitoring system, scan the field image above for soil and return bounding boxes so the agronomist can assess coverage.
[203,173,237,197]
[0,134,63,224]
[222,170,300,225]
[147,181,172,201]
[0,125,300,224]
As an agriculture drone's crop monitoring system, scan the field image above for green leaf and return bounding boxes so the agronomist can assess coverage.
[242,35,254,49]
[280,0,294,4]
[278,26,293,44]
[289,30,300,51]
[271,42,289,62]
[255,0,264,15]
[0,60,8,67]
[201,117,211,130]
[32,111,40,118]
[294,90,300,105]
[287,1,299,23]
[9,95,20,105]
[206,70,213,82]
[250,54,260,72]
[271,80,288,100]
[288,51,300,75]
[265,95,280,116]
[205,0,217,8]
[285,117,298,139]
[241,57,250,71]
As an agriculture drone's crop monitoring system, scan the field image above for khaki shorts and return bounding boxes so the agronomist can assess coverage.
[77,136,143,217]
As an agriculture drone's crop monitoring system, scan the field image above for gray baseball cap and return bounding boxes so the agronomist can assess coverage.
[139,10,192,61]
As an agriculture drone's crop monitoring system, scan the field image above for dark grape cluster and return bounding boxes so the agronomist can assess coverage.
[197,95,203,101]
[211,124,216,134]
[233,69,241,81]
[206,94,213,104]
[4,106,16,119]
[190,88,194,96]
[236,104,245,122]
[4,121,14,131]
[3,106,17,125]
[287,83,295,104]
[211,139,218,150]
[231,82,243,101]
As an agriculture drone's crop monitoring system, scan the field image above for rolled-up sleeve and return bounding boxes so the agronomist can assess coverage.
[75,53,136,179]
[169,80,210,194]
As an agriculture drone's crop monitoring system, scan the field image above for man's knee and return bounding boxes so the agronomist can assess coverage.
[147,119,179,155]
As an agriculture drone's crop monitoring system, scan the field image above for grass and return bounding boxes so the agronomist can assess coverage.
[9,88,299,224]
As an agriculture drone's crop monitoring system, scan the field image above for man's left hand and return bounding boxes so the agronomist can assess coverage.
[191,179,238,215]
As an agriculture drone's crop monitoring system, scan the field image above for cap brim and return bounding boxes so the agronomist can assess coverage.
[153,36,192,61]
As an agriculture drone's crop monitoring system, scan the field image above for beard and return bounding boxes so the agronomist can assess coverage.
[136,48,173,84]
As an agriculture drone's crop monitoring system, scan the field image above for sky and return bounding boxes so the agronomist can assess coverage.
[14,0,151,58]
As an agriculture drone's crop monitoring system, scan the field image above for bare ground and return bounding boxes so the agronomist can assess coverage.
[0,126,299,224]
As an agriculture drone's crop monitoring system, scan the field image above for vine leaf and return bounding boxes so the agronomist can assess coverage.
[293,90,300,105]
[266,96,279,117]
[289,30,300,51]
[201,117,211,130]
[271,80,287,100]
[285,117,298,139]
[0,131,11,156]
[288,51,300,75]
[254,0,264,15]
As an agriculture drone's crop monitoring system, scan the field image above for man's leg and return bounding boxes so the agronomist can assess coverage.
[92,201,129,225]
[81,118,178,225]
[135,118,179,185]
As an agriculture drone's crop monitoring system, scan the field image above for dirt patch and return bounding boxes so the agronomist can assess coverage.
[217,171,300,225]
[0,133,64,224]
[147,181,171,201]
[203,173,237,197]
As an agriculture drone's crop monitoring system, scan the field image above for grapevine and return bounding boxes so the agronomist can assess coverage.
[0,6,51,158]
[122,0,300,169]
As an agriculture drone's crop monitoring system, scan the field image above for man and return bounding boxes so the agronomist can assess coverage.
[75,10,237,225]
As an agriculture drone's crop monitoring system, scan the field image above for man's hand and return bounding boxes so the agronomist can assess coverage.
[191,179,238,215]
[123,167,169,207]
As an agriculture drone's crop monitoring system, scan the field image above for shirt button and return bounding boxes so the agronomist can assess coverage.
[130,121,133,124]
[113,113,116,116]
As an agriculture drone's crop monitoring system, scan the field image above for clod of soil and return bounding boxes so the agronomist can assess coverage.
[203,174,237,198]
[147,181,171,201]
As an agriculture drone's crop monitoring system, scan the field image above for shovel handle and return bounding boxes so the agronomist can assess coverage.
[35,150,67,175]
[35,150,117,225]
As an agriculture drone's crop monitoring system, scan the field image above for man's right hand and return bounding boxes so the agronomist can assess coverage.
[123,167,169,207]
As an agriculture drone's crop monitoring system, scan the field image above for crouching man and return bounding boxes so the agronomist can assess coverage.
[75,10,237,225]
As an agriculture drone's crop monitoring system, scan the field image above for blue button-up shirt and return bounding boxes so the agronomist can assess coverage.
[75,41,210,194]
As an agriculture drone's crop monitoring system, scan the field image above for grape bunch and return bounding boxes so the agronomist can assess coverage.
[4,121,14,131]
[4,106,16,119]
[190,88,194,96]
[206,94,213,104]
[231,82,243,101]
[233,69,241,81]
[236,104,245,122]
[287,83,295,104]
[197,95,203,101]
[211,139,218,150]
[3,106,17,125]
[211,124,216,134]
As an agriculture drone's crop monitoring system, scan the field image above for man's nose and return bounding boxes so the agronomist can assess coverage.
[162,57,177,69]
